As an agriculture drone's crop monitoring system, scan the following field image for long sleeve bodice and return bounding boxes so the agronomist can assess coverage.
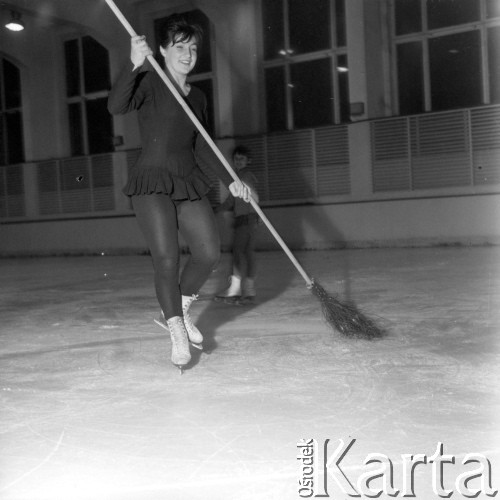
[108,61,233,199]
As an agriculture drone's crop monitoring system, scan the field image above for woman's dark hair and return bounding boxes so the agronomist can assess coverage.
[158,13,203,49]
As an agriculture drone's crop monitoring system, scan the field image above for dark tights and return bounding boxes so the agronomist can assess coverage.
[132,194,220,319]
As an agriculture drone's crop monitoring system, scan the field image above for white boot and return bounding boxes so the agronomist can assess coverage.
[182,294,203,349]
[215,275,242,301]
[166,316,191,373]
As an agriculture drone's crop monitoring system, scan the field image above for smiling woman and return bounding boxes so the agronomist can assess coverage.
[157,17,202,94]
[107,12,254,373]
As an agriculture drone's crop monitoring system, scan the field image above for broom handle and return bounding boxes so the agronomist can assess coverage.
[105,0,313,288]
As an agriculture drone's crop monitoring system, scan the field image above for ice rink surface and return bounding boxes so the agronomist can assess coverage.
[0,247,499,499]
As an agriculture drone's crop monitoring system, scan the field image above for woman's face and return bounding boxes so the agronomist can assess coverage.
[160,36,198,77]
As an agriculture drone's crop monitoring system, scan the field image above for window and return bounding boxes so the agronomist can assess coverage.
[395,0,421,35]
[488,26,500,103]
[154,9,216,134]
[394,0,500,114]
[428,31,482,111]
[262,0,348,132]
[64,36,113,155]
[396,42,424,115]
[0,58,24,165]
[0,57,24,218]
[427,0,479,29]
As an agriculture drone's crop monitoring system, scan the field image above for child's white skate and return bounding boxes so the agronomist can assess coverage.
[214,275,242,305]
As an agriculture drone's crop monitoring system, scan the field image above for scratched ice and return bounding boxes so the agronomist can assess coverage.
[0,247,498,499]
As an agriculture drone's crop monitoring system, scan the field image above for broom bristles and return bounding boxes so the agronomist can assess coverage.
[310,280,384,339]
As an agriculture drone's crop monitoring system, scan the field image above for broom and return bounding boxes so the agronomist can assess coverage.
[104,0,384,340]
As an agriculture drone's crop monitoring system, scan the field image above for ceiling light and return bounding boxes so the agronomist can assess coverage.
[5,11,24,31]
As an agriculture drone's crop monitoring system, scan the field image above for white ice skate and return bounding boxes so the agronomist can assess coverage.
[154,305,202,350]
[181,294,203,350]
[165,316,191,374]
[214,275,242,305]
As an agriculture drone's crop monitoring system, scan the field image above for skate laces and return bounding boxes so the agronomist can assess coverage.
[183,309,197,332]
[182,294,198,313]
[181,295,202,344]
[167,317,188,344]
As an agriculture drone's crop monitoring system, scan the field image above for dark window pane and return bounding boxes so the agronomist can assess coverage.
[429,31,482,110]
[487,0,500,18]
[395,0,422,35]
[3,59,21,109]
[86,98,114,154]
[427,0,480,30]
[82,36,111,93]
[184,10,212,74]
[337,54,350,122]
[0,118,5,165]
[68,102,84,156]
[192,79,214,134]
[397,41,424,114]
[289,0,330,54]
[265,66,287,131]
[488,26,500,103]
[64,39,80,97]
[335,0,346,46]
[262,0,285,60]
[291,58,332,128]
[155,10,212,75]
[6,111,24,164]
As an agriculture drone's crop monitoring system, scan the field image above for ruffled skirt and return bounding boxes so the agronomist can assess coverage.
[123,166,211,200]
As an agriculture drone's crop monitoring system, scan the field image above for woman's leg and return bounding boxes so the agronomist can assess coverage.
[131,194,182,319]
[177,197,221,295]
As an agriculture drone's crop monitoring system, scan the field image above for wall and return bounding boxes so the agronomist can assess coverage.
[1,192,499,256]
[0,1,499,256]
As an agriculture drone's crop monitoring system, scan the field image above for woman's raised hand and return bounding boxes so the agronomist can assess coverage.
[130,35,153,69]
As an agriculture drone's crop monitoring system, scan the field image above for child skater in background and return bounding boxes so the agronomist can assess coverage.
[215,146,260,305]
[108,15,252,373]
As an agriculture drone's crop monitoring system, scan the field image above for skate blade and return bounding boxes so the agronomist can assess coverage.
[190,342,203,351]
[238,297,256,305]
[154,318,168,330]
[214,296,242,305]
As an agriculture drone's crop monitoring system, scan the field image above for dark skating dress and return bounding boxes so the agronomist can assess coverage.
[108,60,233,199]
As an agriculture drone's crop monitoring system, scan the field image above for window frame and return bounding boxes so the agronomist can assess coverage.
[0,56,25,166]
[260,0,348,132]
[391,0,500,115]
[63,35,113,156]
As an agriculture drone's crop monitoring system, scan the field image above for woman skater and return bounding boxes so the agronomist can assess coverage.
[108,14,251,372]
